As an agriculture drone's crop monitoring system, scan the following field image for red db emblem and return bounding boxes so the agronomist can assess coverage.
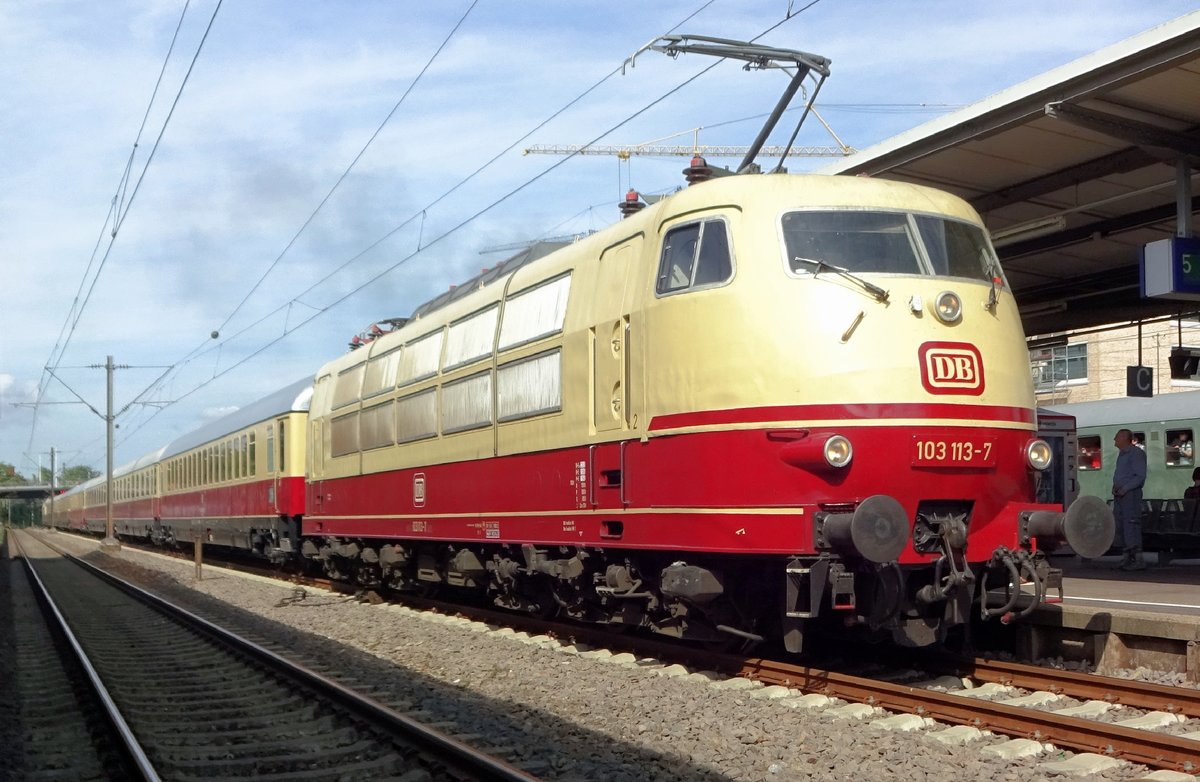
[919,342,985,396]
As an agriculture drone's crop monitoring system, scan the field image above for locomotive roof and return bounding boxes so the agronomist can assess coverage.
[314,173,984,382]
[409,240,572,320]
[160,376,314,460]
[402,174,982,324]
[1046,389,1200,429]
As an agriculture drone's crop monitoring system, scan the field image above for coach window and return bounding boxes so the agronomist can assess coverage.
[360,401,395,450]
[442,371,492,433]
[1166,428,1194,467]
[398,331,443,386]
[498,274,572,351]
[1078,436,1102,471]
[396,389,437,443]
[333,363,365,409]
[248,432,256,476]
[656,219,733,295]
[363,347,402,398]
[278,419,287,472]
[444,305,499,370]
[498,350,562,421]
[330,412,360,458]
[267,427,276,473]
[1131,431,1147,452]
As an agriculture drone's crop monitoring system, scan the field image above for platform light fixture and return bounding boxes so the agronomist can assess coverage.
[990,215,1067,249]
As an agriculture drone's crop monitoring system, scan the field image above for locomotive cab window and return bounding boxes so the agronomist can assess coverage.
[915,215,1002,282]
[1166,428,1194,467]
[656,219,732,295]
[782,210,998,282]
[784,211,921,276]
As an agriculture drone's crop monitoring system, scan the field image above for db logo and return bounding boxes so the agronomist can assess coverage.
[919,342,985,396]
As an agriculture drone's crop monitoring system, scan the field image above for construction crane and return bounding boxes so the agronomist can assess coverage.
[524,142,852,159]
[524,117,854,162]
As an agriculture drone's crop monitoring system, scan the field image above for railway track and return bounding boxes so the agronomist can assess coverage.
[12,530,539,781]
[3,534,136,779]
[401,596,1200,772]
[412,596,1200,772]
[49,530,1200,774]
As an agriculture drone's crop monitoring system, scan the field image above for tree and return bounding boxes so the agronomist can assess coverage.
[59,465,100,486]
[0,463,28,486]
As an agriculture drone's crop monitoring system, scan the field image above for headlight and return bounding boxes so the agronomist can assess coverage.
[824,435,853,468]
[1025,439,1053,471]
[934,290,962,323]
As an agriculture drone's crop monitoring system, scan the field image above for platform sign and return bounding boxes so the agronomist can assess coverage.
[1126,365,1153,398]
[1140,237,1200,300]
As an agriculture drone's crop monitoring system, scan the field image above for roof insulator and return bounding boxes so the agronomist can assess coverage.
[619,188,646,218]
[683,154,713,185]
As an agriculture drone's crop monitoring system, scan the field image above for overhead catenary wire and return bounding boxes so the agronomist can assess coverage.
[113,8,821,457]
[116,56,726,450]
[38,1,194,399]
[125,0,488,427]
[123,0,729,427]
[210,0,483,339]
[27,0,223,456]
[95,4,823,465]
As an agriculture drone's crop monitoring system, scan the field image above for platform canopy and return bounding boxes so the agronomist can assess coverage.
[818,11,1200,337]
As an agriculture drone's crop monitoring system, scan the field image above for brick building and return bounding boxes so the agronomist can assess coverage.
[1029,318,1200,405]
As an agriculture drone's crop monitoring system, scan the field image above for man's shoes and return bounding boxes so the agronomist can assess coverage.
[1120,549,1147,571]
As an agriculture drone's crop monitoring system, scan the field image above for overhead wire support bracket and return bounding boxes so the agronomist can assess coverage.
[641,34,831,174]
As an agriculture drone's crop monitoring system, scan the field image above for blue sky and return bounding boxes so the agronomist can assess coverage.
[1,0,1196,477]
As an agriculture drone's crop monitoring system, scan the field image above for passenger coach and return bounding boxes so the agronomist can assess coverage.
[155,378,311,557]
[50,378,312,559]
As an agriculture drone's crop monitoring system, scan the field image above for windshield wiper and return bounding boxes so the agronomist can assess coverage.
[793,256,890,304]
[985,258,1003,311]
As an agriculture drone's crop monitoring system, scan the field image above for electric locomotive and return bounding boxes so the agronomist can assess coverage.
[301,170,1115,650]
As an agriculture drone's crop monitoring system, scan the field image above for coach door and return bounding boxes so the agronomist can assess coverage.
[592,238,640,433]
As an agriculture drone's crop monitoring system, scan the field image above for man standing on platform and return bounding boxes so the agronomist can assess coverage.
[1112,428,1148,570]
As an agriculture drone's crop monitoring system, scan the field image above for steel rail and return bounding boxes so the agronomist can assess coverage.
[736,656,1199,772]
[32,533,541,782]
[961,656,1200,718]
[14,533,162,781]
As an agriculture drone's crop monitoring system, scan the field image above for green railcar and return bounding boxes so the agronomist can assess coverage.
[1047,390,1200,502]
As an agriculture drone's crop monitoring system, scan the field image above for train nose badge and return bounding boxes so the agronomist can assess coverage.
[919,342,985,395]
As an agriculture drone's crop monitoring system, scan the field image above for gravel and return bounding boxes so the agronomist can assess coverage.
[30,530,1175,781]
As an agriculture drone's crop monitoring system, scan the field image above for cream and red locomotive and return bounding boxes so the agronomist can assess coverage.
[49,171,1114,651]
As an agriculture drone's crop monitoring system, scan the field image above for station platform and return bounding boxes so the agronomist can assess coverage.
[1059,555,1200,618]
[1016,554,1200,680]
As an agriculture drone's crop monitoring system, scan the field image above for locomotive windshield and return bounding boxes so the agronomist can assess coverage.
[782,210,1000,283]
